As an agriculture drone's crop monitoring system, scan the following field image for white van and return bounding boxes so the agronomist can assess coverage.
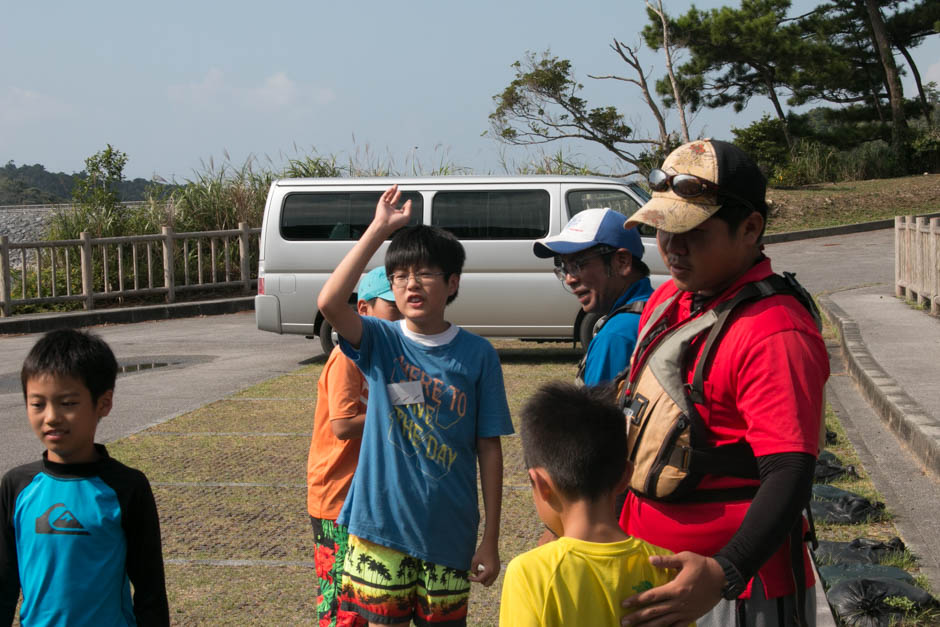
[254,175,668,353]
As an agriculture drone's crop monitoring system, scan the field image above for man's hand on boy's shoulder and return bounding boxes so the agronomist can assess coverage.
[620,551,722,626]
[372,184,412,233]
[468,540,500,587]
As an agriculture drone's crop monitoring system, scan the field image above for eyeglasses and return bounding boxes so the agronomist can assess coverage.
[648,168,720,198]
[388,271,446,288]
[553,246,615,283]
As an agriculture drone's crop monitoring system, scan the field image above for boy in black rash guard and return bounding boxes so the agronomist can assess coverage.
[0,329,169,626]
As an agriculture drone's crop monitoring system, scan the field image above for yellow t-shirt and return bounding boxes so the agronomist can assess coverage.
[499,535,681,627]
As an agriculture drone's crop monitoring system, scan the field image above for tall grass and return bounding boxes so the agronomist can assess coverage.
[773,139,908,187]
[344,141,471,177]
[170,155,274,232]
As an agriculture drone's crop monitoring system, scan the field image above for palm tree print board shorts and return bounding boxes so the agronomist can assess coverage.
[311,517,367,627]
[339,534,471,626]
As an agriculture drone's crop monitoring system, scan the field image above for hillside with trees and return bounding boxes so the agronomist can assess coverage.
[0,160,174,205]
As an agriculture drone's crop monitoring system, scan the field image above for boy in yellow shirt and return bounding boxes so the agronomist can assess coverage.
[500,382,686,626]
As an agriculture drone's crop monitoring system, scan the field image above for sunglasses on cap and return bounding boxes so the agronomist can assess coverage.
[649,168,758,213]
[648,169,719,198]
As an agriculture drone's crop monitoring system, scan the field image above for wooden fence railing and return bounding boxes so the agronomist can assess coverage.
[895,215,940,317]
[0,223,259,317]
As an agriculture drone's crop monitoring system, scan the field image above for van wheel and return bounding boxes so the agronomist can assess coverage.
[578,313,599,352]
[319,320,337,355]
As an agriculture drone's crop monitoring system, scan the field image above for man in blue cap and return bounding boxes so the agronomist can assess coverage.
[534,208,653,386]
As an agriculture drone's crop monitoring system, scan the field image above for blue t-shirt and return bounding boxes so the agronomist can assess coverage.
[338,317,514,570]
[582,277,654,386]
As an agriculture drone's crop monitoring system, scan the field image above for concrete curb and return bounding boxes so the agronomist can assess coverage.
[0,296,255,335]
[817,294,940,478]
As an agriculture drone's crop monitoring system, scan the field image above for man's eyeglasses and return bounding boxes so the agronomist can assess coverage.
[388,271,446,288]
[553,246,616,282]
[648,169,719,199]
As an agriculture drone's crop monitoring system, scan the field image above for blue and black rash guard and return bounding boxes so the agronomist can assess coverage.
[0,445,169,626]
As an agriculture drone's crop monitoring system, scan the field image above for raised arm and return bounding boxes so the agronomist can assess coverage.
[317,185,411,348]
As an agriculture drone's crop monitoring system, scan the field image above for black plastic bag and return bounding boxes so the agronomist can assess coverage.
[813,484,859,501]
[827,577,938,626]
[814,537,905,565]
[811,485,885,524]
[819,563,914,588]
[815,450,859,483]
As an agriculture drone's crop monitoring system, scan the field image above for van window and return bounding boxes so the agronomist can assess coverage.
[567,188,654,236]
[430,190,550,239]
[280,191,423,240]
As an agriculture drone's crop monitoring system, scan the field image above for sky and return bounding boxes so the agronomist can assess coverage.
[2,0,938,181]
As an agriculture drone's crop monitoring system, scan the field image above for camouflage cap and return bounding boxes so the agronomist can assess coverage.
[626,139,767,233]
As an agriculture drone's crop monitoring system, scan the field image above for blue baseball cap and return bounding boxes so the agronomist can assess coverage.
[357,266,395,302]
[533,208,644,260]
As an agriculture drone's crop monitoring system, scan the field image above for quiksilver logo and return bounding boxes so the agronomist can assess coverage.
[35,503,90,535]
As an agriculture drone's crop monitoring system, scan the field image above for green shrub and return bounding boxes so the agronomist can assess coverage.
[835,140,906,181]
[771,140,838,186]
[770,138,909,186]
[7,254,84,314]
[910,122,940,173]
[732,115,790,178]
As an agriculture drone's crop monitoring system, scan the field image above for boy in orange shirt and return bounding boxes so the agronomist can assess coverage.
[307,267,401,627]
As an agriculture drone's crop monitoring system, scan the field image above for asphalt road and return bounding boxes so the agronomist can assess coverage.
[0,310,322,474]
[764,227,893,294]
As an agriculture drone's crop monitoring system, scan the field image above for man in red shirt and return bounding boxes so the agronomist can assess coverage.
[617,139,829,626]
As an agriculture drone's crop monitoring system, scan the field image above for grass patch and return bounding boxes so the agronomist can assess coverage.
[879,550,921,572]
[765,174,940,234]
[469,486,542,626]
[109,434,309,484]
[148,399,315,433]
[155,485,309,561]
[494,339,580,422]
[500,434,528,486]
[815,406,897,543]
[230,370,322,399]
[487,484,543,561]
[165,563,315,625]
